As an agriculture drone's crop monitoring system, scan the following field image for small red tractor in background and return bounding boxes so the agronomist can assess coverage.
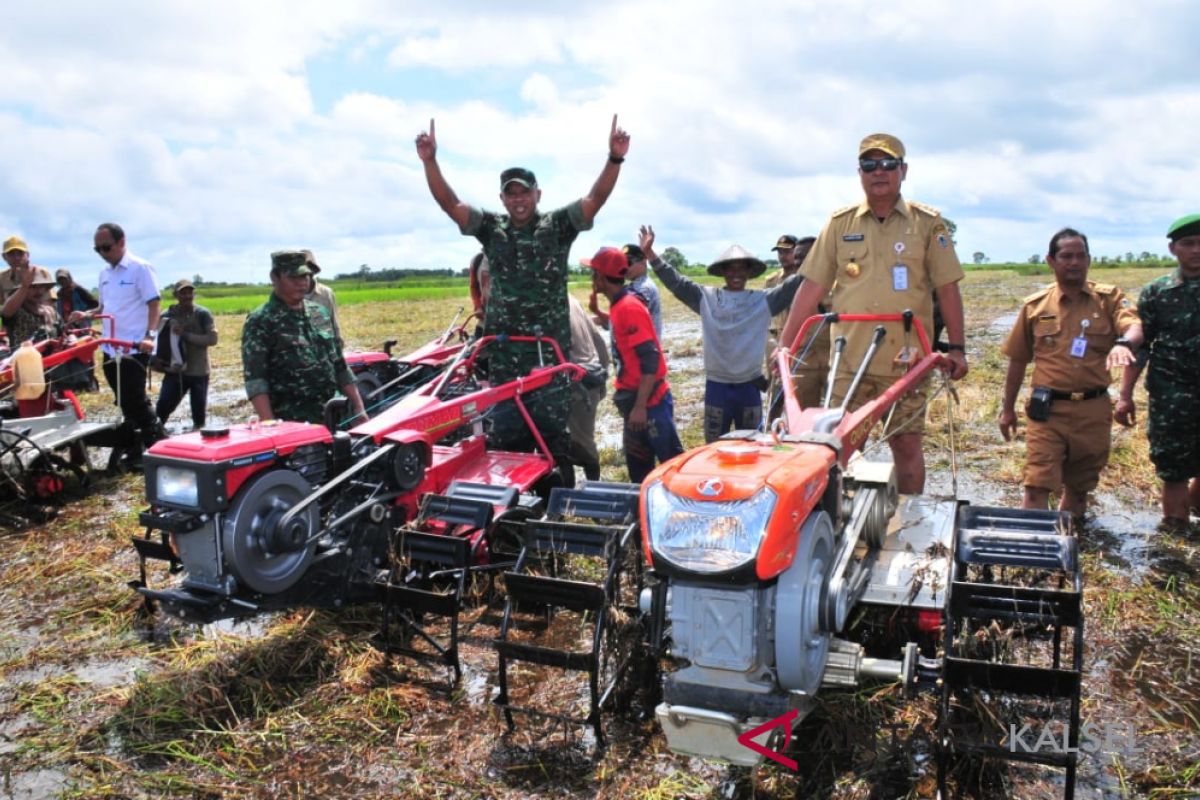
[340,309,477,427]
[0,328,136,525]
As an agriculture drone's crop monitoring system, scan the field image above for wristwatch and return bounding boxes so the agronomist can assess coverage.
[1113,337,1133,349]
[946,343,966,352]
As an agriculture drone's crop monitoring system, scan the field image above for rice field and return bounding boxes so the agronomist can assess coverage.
[1,267,1196,799]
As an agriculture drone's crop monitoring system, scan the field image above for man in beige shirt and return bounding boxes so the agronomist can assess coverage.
[303,249,343,351]
[567,294,610,481]
[780,133,968,493]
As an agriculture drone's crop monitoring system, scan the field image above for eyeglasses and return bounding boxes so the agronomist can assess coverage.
[94,243,115,254]
[859,157,903,173]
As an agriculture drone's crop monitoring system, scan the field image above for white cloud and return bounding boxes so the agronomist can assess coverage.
[0,0,1196,289]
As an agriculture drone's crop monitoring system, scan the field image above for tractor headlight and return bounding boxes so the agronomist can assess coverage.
[156,466,199,508]
[645,480,777,573]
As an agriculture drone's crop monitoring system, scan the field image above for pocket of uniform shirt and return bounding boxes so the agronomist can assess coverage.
[1032,317,1061,352]
[835,241,867,272]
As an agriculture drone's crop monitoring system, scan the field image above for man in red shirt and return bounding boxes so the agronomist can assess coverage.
[584,246,684,482]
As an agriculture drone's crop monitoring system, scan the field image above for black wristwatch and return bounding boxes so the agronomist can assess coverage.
[1113,337,1133,349]
[946,343,966,353]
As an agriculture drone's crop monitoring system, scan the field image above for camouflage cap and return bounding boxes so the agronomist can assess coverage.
[772,234,799,251]
[1167,214,1200,242]
[172,278,194,296]
[708,245,767,279]
[270,250,312,276]
[858,133,905,159]
[500,167,537,189]
[622,243,647,264]
[2,235,29,254]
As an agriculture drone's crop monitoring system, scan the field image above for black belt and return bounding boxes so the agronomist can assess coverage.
[1050,388,1107,401]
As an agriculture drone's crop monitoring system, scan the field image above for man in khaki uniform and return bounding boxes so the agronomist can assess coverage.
[998,228,1141,518]
[302,249,343,351]
[765,235,827,410]
[780,133,968,493]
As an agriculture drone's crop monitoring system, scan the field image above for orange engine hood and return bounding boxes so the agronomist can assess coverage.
[642,436,838,579]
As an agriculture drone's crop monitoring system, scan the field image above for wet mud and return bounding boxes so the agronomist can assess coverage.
[0,292,1197,799]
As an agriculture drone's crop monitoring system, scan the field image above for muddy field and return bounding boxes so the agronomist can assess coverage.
[0,268,1196,799]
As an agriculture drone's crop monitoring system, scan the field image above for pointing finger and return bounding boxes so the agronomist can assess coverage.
[430,118,435,137]
[611,114,617,135]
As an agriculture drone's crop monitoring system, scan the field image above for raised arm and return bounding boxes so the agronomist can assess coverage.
[640,224,703,313]
[1,267,33,318]
[415,118,471,230]
[579,115,631,226]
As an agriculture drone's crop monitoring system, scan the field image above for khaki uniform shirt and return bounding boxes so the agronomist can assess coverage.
[306,280,342,350]
[801,196,963,378]
[1001,281,1138,391]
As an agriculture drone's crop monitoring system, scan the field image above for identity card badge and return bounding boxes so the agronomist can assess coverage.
[1070,318,1089,358]
[892,242,908,291]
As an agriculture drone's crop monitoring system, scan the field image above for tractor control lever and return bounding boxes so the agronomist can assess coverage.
[839,325,887,412]
[822,336,848,409]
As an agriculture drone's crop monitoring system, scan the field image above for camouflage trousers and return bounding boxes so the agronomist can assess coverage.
[487,345,572,483]
[1147,371,1200,482]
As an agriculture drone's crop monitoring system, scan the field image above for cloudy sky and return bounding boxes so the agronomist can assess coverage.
[1,1,1196,286]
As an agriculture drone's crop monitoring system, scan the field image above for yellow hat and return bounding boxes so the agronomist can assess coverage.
[2,235,29,254]
[858,133,905,159]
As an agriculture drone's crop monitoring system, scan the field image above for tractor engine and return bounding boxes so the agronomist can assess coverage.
[135,420,396,621]
[641,438,907,766]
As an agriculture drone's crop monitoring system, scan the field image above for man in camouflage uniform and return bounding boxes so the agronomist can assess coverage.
[1116,214,1200,529]
[414,116,630,483]
[242,250,364,425]
[780,133,968,494]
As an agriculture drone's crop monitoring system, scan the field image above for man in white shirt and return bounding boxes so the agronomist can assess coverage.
[73,222,164,464]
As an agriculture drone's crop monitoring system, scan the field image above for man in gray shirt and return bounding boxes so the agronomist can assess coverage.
[641,225,800,442]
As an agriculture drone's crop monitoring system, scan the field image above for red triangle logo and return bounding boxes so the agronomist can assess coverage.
[736,709,798,770]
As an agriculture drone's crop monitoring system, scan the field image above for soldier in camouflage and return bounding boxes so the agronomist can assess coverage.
[1116,214,1200,530]
[241,250,365,425]
[414,115,630,484]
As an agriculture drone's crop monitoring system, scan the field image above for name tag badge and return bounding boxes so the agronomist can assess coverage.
[842,233,865,242]
[1070,336,1087,358]
[892,265,908,292]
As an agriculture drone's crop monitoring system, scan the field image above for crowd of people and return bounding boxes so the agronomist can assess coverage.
[3,125,1199,532]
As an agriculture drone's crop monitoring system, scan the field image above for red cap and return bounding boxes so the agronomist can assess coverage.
[581,247,630,281]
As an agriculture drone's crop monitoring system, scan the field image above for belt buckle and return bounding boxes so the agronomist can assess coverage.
[1069,391,1084,401]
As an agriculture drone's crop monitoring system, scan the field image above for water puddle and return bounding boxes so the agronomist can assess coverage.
[0,768,68,800]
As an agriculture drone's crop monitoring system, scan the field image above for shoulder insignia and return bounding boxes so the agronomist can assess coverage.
[1022,287,1051,304]
[908,200,942,217]
[831,204,858,218]
[1091,282,1117,294]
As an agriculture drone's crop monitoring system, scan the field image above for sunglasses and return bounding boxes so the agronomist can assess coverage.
[859,157,903,173]
[94,243,115,254]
